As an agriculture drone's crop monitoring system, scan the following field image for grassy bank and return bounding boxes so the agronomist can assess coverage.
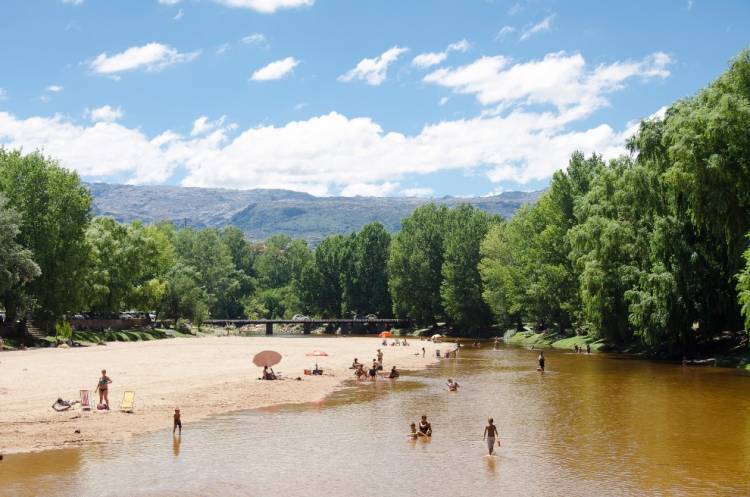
[505,331,750,370]
[506,331,607,352]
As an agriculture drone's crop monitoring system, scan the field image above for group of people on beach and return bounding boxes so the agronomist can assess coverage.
[351,348,400,380]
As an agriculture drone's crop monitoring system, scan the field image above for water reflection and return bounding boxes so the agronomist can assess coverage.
[3,345,750,497]
[172,435,181,458]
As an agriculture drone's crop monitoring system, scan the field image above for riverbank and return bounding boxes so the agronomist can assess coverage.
[0,336,439,454]
[505,331,750,370]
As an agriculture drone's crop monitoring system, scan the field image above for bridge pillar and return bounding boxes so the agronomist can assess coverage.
[266,322,273,335]
[303,322,312,335]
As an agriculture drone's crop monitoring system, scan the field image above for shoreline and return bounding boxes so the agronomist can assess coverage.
[0,335,442,455]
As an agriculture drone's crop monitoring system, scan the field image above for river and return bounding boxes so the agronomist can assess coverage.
[2,344,749,497]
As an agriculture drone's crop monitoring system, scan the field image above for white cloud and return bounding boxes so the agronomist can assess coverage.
[173,9,184,20]
[339,46,408,85]
[241,33,266,45]
[438,96,449,106]
[520,14,554,41]
[401,187,434,197]
[86,105,124,123]
[216,43,231,55]
[508,2,522,15]
[45,85,64,93]
[89,43,199,75]
[0,88,6,100]
[341,182,399,197]
[0,51,672,193]
[424,51,671,121]
[250,57,299,81]
[496,26,515,40]
[412,39,469,69]
[61,0,84,5]
[159,0,181,4]
[211,0,313,13]
[191,115,231,136]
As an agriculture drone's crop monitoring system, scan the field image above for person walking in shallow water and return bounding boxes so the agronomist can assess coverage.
[483,418,499,455]
[537,351,545,372]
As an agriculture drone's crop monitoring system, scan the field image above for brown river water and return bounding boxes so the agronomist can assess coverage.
[2,344,749,497]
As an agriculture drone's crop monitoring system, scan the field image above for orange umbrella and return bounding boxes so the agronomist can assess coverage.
[253,350,282,367]
[379,331,392,338]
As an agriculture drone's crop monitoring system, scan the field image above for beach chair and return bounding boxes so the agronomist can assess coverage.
[120,391,135,413]
[80,389,92,411]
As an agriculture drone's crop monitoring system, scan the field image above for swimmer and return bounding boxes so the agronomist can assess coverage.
[447,378,459,391]
[419,415,432,437]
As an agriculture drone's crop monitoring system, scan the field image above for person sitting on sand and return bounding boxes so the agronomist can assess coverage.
[95,369,112,409]
[52,398,76,411]
[262,366,277,380]
[351,358,360,369]
[419,415,432,437]
[402,339,408,346]
[447,379,459,391]
[483,418,499,455]
[173,408,182,435]
[388,366,400,379]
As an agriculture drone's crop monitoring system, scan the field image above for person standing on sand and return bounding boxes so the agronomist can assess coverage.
[95,369,112,409]
[538,351,545,372]
[173,408,182,435]
[422,347,425,358]
[483,418,499,455]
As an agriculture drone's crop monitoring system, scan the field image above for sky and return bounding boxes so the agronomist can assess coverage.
[0,0,748,198]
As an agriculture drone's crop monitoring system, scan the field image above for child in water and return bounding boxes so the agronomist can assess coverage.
[173,408,182,435]
[483,418,499,455]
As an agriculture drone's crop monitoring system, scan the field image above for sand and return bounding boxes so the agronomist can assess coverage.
[0,335,441,454]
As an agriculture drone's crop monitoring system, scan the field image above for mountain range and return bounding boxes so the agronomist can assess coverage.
[89,183,542,243]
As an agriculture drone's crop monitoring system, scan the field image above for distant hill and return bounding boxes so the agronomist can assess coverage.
[88,183,542,243]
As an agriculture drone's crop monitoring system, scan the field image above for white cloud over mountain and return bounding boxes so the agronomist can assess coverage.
[0,51,670,195]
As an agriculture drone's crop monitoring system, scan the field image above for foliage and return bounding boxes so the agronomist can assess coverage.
[441,205,498,335]
[0,193,41,322]
[54,320,73,342]
[388,204,448,325]
[0,150,91,330]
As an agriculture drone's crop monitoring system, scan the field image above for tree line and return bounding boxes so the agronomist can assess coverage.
[1,49,749,354]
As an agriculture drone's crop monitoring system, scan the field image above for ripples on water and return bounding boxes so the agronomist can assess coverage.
[3,345,750,497]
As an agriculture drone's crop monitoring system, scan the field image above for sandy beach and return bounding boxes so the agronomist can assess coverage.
[0,335,441,454]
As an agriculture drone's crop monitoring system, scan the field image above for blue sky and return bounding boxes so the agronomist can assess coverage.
[0,0,748,197]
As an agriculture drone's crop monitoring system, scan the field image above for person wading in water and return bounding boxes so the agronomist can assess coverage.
[483,418,499,455]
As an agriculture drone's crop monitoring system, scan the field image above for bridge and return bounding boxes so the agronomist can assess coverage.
[202,318,412,335]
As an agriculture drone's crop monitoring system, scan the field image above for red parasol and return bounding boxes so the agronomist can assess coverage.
[253,350,282,367]
[305,350,328,371]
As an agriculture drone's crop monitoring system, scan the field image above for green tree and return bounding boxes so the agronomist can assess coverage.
[0,193,41,329]
[388,204,448,325]
[0,149,91,330]
[441,205,497,334]
[342,223,391,316]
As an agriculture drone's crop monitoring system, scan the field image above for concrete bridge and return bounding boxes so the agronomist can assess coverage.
[202,318,412,335]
